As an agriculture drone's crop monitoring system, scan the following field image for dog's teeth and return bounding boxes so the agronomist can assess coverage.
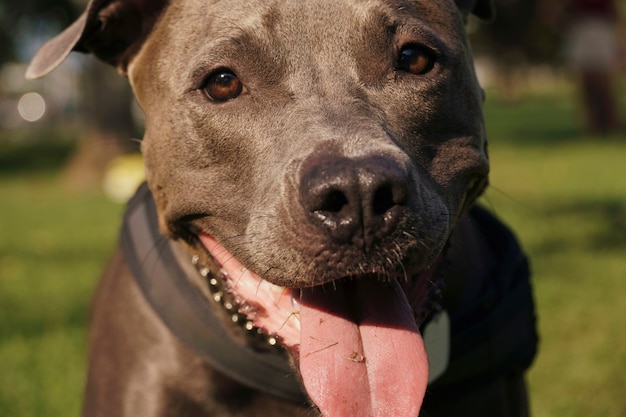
[269,283,285,293]
[208,277,218,287]
[199,267,210,277]
[231,314,240,323]
[268,336,277,346]
[213,292,223,302]
[290,311,301,331]
[191,255,199,265]
[244,321,255,331]
[224,301,233,310]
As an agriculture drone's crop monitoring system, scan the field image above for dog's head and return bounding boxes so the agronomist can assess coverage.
[28,0,492,414]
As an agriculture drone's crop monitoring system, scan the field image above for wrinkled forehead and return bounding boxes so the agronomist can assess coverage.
[211,0,459,26]
[160,0,465,49]
[138,0,464,68]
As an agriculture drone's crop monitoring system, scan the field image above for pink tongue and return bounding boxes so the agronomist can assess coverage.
[299,279,428,417]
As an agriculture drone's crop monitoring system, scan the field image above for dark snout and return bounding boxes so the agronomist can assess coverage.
[299,154,413,252]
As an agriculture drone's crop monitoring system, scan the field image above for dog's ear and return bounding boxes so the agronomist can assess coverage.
[455,0,495,22]
[26,0,167,79]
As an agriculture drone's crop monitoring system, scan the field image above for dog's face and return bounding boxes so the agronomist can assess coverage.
[134,0,488,279]
[28,0,490,414]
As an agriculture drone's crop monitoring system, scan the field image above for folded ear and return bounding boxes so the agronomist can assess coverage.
[455,0,495,22]
[26,0,167,79]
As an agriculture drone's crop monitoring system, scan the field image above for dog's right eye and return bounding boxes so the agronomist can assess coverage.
[202,69,244,102]
[397,44,436,75]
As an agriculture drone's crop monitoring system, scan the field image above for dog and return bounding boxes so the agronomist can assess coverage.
[27,0,538,416]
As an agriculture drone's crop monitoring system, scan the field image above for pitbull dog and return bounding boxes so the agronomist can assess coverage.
[27,0,537,416]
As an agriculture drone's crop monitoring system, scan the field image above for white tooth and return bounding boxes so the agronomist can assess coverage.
[291,311,301,330]
[269,283,285,294]
[191,255,199,265]
[231,314,239,323]
[213,292,223,302]
[268,337,277,346]
[245,321,254,331]
[200,268,210,277]
[209,278,218,286]
[239,305,249,314]
[224,302,233,310]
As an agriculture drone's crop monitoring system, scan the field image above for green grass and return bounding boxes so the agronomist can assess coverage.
[482,87,626,417]
[0,174,122,416]
[1,85,625,416]
[484,142,626,417]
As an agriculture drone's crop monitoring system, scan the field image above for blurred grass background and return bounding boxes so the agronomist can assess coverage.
[1,82,626,417]
[484,86,626,417]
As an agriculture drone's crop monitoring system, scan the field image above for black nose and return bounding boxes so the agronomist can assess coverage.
[299,155,412,251]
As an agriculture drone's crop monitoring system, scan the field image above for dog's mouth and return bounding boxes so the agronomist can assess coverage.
[198,232,438,416]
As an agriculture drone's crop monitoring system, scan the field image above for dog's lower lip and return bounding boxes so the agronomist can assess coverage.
[197,232,303,349]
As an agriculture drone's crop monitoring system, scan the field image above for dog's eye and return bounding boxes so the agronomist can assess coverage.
[397,44,435,75]
[202,70,243,102]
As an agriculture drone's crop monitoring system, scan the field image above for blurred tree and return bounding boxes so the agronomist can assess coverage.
[0,0,76,65]
[63,56,138,191]
[471,0,563,65]
[469,0,564,100]
[1,0,138,191]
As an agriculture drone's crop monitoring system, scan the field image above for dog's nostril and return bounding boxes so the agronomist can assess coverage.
[372,181,409,216]
[372,185,395,216]
[318,189,349,213]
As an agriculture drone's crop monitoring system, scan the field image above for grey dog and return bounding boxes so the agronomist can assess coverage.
[27,0,537,416]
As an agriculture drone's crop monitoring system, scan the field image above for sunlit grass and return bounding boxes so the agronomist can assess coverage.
[484,141,626,417]
[0,174,122,417]
[482,88,626,417]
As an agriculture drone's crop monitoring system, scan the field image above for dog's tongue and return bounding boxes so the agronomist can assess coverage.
[299,279,428,417]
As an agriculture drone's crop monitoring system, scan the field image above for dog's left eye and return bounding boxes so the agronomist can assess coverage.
[202,69,244,102]
[397,44,436,75]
